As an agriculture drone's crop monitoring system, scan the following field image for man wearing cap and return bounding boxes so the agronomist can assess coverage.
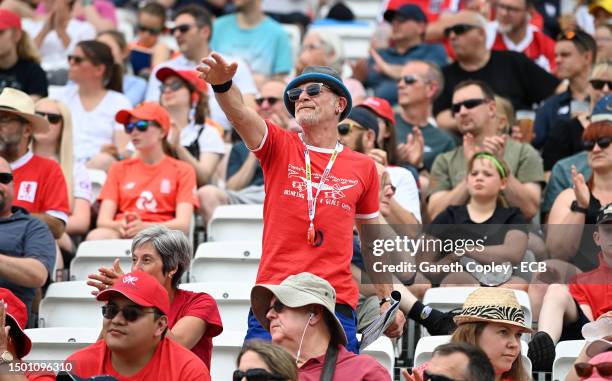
[251,272,391,379]
[0,87,69,239]
[0,288,33,380]
[359,4,447,105]
[38,271,211,380]
[0,156,55,321]
[0,9,48,99]
[198,56,405,352]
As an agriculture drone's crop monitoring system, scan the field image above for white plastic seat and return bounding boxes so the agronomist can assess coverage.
[24,328,99,361]
[179,282,252,332]
[414,335,532,373]
[207,205,263,242]
[359,334,395,377]
[308,23,375,60]
[86,168,107,201]
[344,0,382,22]
[553,340,585,381]
[39,282,101,328]
[190,241,261,283]
[70,240,133,281]
[211,330,244,381]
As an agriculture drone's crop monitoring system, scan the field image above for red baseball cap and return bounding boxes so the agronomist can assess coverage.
[115,102,171,135]
[0,288,31,358]
[97,271,170,316]
[156,67,208,94]
[360,97,395,125]
[0,9,21,31]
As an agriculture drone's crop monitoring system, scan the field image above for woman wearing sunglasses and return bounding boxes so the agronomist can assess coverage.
[156,67,225,186]
[32,98,92,268]
[234,340,297,381]
[86,102,198,240]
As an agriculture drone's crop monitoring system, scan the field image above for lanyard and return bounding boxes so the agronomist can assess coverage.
[303,136,341,246]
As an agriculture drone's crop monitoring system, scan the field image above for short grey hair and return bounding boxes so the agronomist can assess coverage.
[304,30,344,73]
[131,225,192,288]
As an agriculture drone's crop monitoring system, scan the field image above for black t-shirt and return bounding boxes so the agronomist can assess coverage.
[542,117,584,171]
[433,50,560,116]
[0,60,48,98]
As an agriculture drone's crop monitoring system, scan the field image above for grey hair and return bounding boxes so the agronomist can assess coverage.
[131,225,192,288]
[304,30,344,73]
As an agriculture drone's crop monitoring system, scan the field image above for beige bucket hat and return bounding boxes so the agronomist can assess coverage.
[0,88,48,133]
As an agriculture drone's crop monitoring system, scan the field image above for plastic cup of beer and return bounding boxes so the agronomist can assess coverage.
[515,110,535,143]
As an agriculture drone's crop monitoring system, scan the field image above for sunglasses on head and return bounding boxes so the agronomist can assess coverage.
[137,24,162,35]
[286,83,328,102]
[584,136,612,151]
[255,97,280,106]
[159,81,186,93]
[35,111,62,124]
[67,55,86,65]
[337,121,367,136]
[102,304,155,322]
[171,24,193,34]
[124,120,157,134]
[443,24,476,38]
[574,362,612,378]
[590,79,612,90]
[451,98,487,116]
[232,369,285,381]
[0,173,12,185]
[423,371,458,381]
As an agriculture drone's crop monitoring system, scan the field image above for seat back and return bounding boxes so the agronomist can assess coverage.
[207,205,263,242]
[24,328,99,361]
[39,282,101,328]
[191,241,261,283]
[553,340,585,381]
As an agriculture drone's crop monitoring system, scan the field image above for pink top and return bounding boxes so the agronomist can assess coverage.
[36,0,117,26]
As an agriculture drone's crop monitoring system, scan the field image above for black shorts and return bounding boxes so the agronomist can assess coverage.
[559,298,591,341]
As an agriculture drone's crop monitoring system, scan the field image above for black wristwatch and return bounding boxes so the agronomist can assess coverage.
[570,200,588,214]
[379,296,393,306]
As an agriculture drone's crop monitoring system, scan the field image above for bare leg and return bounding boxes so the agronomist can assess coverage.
[198,185,229,224]
[86,227,122,240]
[86,153,117,172]
[537,283,579,342]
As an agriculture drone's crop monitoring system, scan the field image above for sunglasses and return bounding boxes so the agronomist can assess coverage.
[286,83,328,102]
[255,97,280,106]
[35,111,62,124]
[590,79,612,90]
[574,362,612,378]
[159,81,186,93]
[424,371,457,381]
[67,55,87,65]
[337,121,367,135]
[101,304,155,322]
[443,24,476,38]
[171,24,193,34]
[232,369,285,381]
[267,299,286,314]
[137,24,162,35]
[0,173,12,185]
[400,75,421,85]
[584,137,612,151]
[124,120,157,134]
[451,98,487,116]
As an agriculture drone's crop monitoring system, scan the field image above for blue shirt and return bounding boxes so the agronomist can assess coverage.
[0,207,55,315]
[533,89,573,149]
[365,44,448,105]
[542,151,590,213]
[227,141,264,187]
[211,15,293,76]
[123,74,147,106]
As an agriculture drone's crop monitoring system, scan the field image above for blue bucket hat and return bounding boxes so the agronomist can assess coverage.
[284,65,352,121]
[591,94,612,123]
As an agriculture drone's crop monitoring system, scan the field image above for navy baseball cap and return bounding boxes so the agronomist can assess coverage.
[591,94,612,123]
[383,4,427,23]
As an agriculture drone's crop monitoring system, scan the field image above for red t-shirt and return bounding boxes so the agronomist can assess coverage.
[490,24,557,73]
[253,121,380,308]
[11,152,69,223]
[168,289,223,369]
[99,156,199,222]
[569,253,612,320]
[299,345,391,380]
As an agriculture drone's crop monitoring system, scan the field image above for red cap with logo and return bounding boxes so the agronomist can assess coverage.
[360,97,395,126]
[0,9,21,31]
[97,271,170,316]
[0,288,31,358]
[115,102,171,135]
[156,67,208,94]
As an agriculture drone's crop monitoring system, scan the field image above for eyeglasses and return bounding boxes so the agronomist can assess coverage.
[255,97,280,106]
[137,24,163,35]
[101,304,155,322]
[424,371,458,381]
[590,79,612,90]
[451,98,487,115]
[35,111,62,124]
[0,173,12,185]
[574,362,612,378]
[67,55,87,65]
[124,120,157,134]
[286,83,328,102]
[159,81,186,93]
[337,121,367,136]
[301,43,325,52]
[171,24,194,34]
[267,299,286,315]
[584,137,612,151]
[232,369,285,381]
[400,75,423,85]
[443,24,476,38]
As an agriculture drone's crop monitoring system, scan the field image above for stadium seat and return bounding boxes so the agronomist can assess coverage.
[39,282,101,328]
[414,335,532,373]
[70,239,133,281]
[211,330,244,381]
[344,0,383,22]
[24,328,99,361]
[179,282,252,332]
[190,241,261,283]
[359,335,395,377]
[207,205,263,242]
[86,169,107,201]
[309,21,375,60]
[552,340,585,381]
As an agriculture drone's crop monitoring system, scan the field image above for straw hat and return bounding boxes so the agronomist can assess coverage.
[0,88,48,133]
[453,288,532,332]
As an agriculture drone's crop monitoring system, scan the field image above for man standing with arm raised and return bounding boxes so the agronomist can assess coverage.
[198,54,405,353]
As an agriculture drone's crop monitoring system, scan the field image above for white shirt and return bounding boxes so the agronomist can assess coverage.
[57,84,132,163]
[73,162,93,203]
[22,18,96,72]
[387,165,422,223]
[178,122,225,155]
[145,54,258,131]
